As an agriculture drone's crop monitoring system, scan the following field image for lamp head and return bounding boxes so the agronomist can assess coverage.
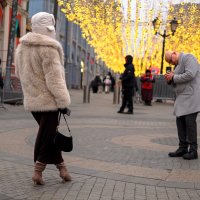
[152,17,161,35]
[170,17,178,35]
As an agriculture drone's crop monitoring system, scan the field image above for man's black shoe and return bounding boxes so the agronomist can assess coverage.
[125,111,133,114]
[117,110,124,114]
[183,151,198,160]
[168,148,188,157]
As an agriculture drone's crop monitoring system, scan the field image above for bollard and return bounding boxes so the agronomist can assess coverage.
[113,85,121,104]
[0,88,6,109]
[83,85,87,103]
[118,86,121,104]
[87,85,90,103]
[113,85,117,104]
[83,85,90,103]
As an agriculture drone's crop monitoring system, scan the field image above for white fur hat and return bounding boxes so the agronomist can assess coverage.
[31,12,56,38]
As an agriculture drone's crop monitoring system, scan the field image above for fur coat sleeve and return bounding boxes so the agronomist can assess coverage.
[40,47,71,109]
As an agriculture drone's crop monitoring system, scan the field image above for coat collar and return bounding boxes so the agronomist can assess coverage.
[20,32,62,51]
[19,32,64,65]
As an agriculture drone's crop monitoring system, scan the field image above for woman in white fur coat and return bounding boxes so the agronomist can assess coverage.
[15,12,71,185]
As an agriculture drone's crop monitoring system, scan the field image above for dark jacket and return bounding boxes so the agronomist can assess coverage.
[93,76,102,87]
[120,63,135,88]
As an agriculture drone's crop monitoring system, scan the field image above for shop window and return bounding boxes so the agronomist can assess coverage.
[15,19,20,38]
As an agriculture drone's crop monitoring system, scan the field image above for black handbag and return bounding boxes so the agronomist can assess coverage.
[54,112,73,152]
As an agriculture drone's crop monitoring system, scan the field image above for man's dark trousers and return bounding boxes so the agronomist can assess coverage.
[120,88,133,112]
[176,112,198,152]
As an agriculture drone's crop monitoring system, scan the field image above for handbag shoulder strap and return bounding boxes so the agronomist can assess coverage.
[58,112,71,134]
[58,112,61,126]
[62,113,71,133]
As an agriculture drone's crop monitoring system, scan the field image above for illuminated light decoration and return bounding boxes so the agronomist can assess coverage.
[58,0,200,75]
[165,2,200,73]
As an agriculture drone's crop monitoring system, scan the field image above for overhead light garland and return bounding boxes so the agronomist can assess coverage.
[58,0,200,75]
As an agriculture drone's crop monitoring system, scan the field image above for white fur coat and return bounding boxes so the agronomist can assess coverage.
[15,32,71,111]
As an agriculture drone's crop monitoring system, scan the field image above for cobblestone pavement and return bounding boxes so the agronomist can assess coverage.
[1,89,200,200]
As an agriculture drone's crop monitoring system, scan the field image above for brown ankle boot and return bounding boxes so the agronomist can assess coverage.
[56,162,71,182]
[32,161,46,185]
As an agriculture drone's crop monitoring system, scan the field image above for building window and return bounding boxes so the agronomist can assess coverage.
[16,19,20,38]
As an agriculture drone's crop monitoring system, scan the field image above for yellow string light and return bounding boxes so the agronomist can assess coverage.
[58,0,200,74]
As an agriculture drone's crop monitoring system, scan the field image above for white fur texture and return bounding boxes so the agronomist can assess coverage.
[15,32,71,111]
[31,12,56,39]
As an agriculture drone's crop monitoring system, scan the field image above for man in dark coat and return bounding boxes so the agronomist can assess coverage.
[117,55,136,114]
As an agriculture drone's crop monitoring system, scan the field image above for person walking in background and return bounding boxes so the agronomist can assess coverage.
[107,72,116,92]
[15,12,71,185]
[104,75,111,93]
[91,75,102,93]
[98,75,104,93]
[165,50,200,160]
[117,55,136,114]
[140,69,155,106]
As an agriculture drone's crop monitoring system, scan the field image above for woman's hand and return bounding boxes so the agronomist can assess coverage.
[58,108,71,116]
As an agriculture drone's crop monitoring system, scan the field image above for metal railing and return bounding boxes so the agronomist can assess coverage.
[136,75,175,100]
[114,75,175,104]
[138,75,175,101]
[3,89,23,104]
[153,75,175,100]
[0,67,23,105]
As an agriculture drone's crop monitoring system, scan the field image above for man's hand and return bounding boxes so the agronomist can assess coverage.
[164,72,174,82]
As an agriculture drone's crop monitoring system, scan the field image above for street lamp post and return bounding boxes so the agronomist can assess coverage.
[5,0,18,91]
[53,0,58,28]
[152,17,178,74]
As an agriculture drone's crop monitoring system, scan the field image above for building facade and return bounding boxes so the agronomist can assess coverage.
[0,0,28,75]
[28,0,109,89]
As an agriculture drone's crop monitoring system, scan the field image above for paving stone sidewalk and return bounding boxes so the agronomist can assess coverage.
[1,89,200,200]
